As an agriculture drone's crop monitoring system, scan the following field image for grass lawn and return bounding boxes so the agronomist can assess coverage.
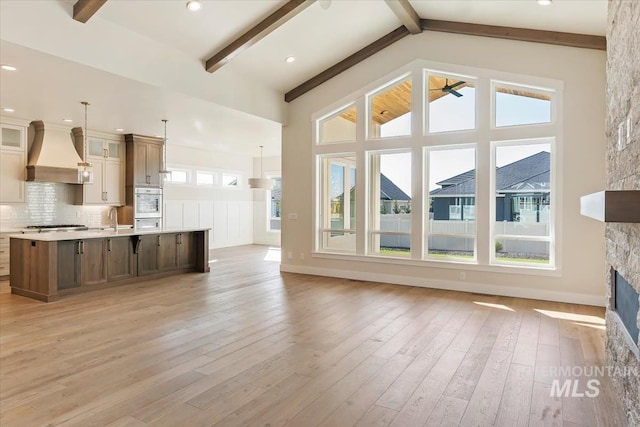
[379,249,549,264]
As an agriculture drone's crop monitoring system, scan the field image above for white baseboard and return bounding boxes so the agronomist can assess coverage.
[279,264,605,307]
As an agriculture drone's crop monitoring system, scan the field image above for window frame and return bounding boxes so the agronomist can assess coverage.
[195,170,216,186]
[424,144,478,263]
[424,70,478,135]
[167,168,191,185]
[366,72,413,141]
[489,137,556,268]
[317,153,357,254]
[368,148,413,258]
[311,60,562,275]
[316,103,358,145]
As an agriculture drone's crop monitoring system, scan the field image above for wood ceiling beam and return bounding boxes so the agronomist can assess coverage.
[421,19,606,51]
[72,0,108,23]
[384,0,422,35]
[205,0,314,73]
[285,26,410,103]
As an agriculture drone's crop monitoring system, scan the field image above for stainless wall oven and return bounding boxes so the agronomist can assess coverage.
[134,188,162,229]
[134,187,162,219]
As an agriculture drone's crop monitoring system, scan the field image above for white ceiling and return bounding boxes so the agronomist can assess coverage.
[0,0,607,156]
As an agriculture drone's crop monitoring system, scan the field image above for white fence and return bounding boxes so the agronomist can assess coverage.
[378,214,549,255]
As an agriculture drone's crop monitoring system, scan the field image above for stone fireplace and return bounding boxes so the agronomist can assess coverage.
[605,0,640,425]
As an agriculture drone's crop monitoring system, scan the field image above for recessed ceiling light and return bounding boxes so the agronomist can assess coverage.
[537,0,552,5]
[115,128,124,132]
[63,118,73,123]
[285,56,296,63]
[1,65,17,71]
[2,108,15,113]
[186,0,202,11]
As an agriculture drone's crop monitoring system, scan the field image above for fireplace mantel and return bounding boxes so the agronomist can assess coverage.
[580,190,640,223]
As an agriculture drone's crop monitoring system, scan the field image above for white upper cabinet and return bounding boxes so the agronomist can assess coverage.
[76,137,125,206]
[0,123,26,203]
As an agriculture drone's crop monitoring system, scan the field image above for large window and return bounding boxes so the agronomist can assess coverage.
[318,104,357,144]
[427,73,476,133]
[369,76,412,139]
[369,151,412,257]
[319,154,356,252]
[426,146,476,261]
[492,140,553,266]
[313,61,560,271]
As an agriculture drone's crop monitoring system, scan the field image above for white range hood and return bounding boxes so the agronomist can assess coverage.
[26,120,84,184]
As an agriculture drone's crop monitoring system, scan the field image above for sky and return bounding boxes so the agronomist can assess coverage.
[380,88,552,194]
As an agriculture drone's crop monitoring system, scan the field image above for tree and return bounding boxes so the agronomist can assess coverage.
[404,202,411,214]
[392,200,401,214]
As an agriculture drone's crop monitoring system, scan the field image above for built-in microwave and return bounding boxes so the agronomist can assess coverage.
[134,187,162,219]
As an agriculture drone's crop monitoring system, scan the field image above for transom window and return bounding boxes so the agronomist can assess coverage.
[313,61,561,271]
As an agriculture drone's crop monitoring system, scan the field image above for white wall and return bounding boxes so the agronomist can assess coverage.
[281,31,607,306]
[252,155,281,246]
[162,145,255,249]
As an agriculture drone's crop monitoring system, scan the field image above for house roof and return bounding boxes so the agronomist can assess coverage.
[430,151,550,197]
[337,173,411,201]
[380,174,411,201]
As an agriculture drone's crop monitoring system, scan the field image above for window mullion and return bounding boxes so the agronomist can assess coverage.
[476,77,492,266]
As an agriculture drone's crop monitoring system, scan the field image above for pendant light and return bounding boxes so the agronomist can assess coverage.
[77,101,94,184]
[248,145,274,190]
[159,119,171,186]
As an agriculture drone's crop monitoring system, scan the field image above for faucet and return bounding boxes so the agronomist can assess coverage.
[108,207,118,231]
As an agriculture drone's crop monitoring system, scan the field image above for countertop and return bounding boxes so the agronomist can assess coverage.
[7,227,210,242]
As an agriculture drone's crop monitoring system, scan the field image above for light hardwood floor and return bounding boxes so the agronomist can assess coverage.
[0,245,626,426]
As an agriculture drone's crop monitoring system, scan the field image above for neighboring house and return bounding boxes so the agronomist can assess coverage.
[379,173,411,213]
[430,151,550,222]
[334,173,411,220]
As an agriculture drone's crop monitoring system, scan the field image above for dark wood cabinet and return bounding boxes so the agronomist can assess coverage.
[10,230,210,302]
[107,237,135,281]
[57,240,80,290]
[158,233,179,271]
[79,239,108,286]
[10,239,55,297]
[125,135,164,188]
[158,232,196,270]
[136,235,160,276]
[146,143,162,187]
[178,232,196,269]
[57,239,108,289]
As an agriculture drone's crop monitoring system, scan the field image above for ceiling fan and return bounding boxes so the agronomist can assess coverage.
[430,79,466,97]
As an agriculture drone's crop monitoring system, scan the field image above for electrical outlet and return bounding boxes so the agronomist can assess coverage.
[460,271,466,280]
[287,251,293,260]
[288,213,298,220]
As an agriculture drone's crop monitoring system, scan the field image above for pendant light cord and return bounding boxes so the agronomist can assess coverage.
[162,119,168,169]
[82,101,89,162]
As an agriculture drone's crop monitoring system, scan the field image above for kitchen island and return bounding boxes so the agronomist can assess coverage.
[9,228,210,302]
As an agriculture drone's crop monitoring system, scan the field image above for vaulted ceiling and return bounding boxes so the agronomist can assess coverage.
[0,0,607,156]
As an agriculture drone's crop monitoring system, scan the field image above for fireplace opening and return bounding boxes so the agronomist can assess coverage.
[610,269,640,356]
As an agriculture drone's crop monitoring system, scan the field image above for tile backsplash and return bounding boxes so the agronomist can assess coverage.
[0,182,110,230]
